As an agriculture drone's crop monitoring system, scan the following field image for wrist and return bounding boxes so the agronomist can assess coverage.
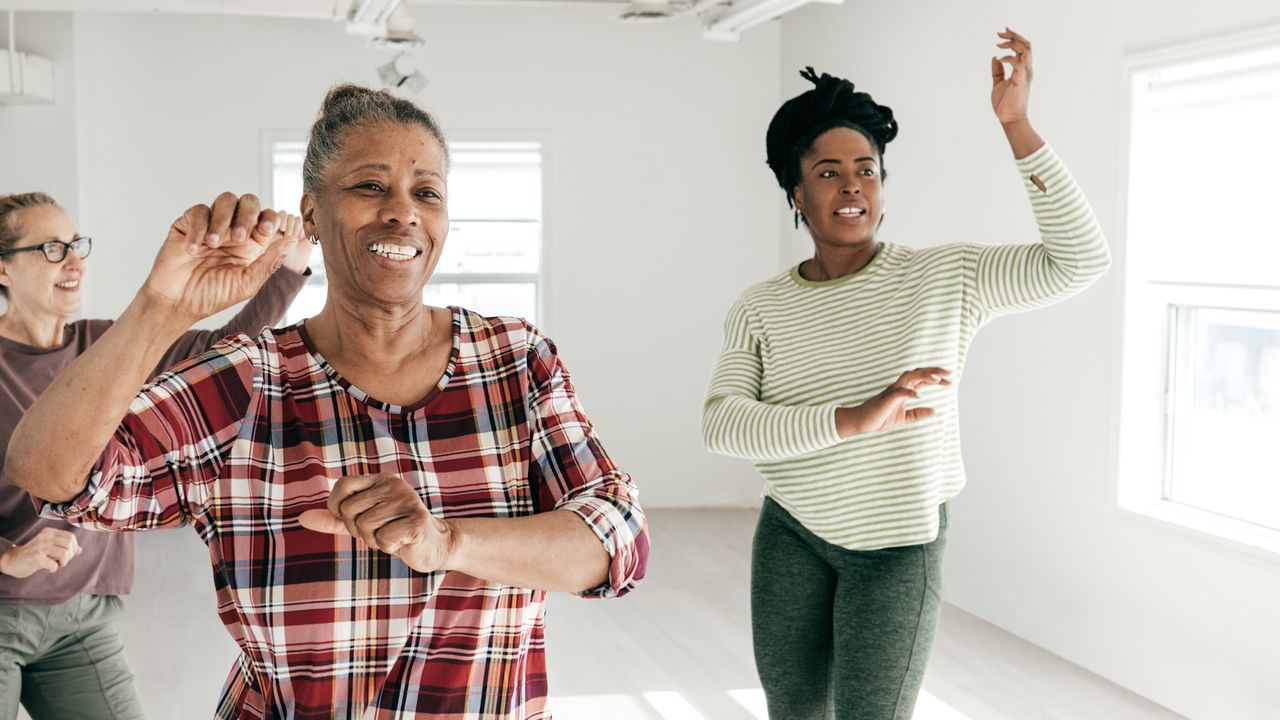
[131,286,202,336]
[834,406,859,438]
[438,518,465,573]
[281,260,311,276]
[0,547,15,576]
[1001,119,1044,161]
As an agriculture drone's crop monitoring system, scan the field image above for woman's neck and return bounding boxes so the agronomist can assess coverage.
[304,297,455,407]
[306,298,437,368]
[0,306,69,348]
[800,240,879,282]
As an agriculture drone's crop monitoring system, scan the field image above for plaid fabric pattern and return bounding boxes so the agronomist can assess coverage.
[43,308,648,719]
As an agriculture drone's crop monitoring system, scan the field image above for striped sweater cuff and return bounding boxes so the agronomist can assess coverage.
[1015,142,1060,193]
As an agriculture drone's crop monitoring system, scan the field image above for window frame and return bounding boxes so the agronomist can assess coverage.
[1113,25,1280,562]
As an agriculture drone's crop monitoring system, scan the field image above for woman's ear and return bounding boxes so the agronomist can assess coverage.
[792,186,810,228]
[300,193,317,237]
[791,185,805,215]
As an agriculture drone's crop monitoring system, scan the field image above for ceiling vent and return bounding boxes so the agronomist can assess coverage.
[619,1,681,22]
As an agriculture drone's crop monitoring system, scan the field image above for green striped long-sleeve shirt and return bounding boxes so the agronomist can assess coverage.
[702,143,1111,550]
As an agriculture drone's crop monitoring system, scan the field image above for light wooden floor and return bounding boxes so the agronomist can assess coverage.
[21,509,1185,719]
[542,509,1184,720]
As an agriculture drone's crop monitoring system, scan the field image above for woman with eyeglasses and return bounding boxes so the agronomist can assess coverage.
[0,191,312,719]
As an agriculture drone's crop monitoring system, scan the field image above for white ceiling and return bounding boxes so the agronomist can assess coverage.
[0,0,634,14]
[0,0,803,43]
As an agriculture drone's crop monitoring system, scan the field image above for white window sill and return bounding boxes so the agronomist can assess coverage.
[1115,499,1280,565]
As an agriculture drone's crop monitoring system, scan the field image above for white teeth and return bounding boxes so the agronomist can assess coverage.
[835,207,866,217]
[55,280,79,289]
[367,242,420,261]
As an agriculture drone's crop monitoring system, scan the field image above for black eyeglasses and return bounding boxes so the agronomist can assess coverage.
[0,237,93,263]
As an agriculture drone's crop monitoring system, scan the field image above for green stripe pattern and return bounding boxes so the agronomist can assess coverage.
[702,144,1110,550]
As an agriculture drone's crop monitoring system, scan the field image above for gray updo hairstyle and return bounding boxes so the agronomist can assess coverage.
[302,84,449,194]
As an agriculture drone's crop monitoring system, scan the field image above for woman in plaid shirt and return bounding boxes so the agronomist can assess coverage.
[7,85,648,720]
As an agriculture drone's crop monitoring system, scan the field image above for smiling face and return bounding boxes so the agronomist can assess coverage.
[0,204,86,320]
[791,126,884,251]
[302,121,450,312]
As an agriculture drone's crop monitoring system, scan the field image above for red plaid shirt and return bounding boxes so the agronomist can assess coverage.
[43,309,648,719]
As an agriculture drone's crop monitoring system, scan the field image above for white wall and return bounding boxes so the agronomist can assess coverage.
[781,2,1280,719]
[0,12,78,211]
[1,7,783,508]
[0,11,79,315]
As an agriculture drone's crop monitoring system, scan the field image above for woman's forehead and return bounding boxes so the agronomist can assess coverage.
[806,126,877,158]
[332,123,446,172]
[14,204,75,239]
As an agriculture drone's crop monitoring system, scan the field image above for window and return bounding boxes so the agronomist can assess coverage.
[426,142,542,323]
[1119,33,1280,548]
[1165,306,1280,529]
[265,137,543,325]
[267,139,329,324]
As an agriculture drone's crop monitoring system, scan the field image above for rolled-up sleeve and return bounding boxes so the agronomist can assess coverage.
[39,335,261,532]
[525,330,648,599]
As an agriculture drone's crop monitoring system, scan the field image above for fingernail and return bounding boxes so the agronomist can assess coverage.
[208,233,220,245]
[187,244,200,256]
[260,221,275,235]
[233,227,247,242]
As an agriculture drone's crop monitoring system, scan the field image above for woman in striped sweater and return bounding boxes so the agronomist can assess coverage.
[702,29,1110,720]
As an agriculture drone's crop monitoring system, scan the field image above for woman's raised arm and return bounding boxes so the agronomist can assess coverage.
[6,194,299,502]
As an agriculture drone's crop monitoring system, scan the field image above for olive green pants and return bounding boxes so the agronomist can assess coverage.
[751,497,947,720]
[0,594,144,720]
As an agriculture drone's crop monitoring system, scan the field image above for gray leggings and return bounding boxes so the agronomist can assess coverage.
[751,498,947,720]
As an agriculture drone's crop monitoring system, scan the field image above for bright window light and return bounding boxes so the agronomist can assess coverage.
[728,687,968,719]
[641,691,710,720]
[914,690,972,719]
[1119,32,1280,548]
[727,688,768,719]
[550,693,655,719]
[554,688,967,719]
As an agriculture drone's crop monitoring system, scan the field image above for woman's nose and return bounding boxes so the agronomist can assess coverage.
[377,193,420,226]
[61,249,85,269]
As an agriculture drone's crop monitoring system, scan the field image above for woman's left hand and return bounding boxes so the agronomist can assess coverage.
[277,213,314,275]
[991,27,1033,127]
[835,367,952,437]
[299,473,454,573]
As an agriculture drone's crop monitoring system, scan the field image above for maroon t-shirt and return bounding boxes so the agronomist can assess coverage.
[0,270,306,604]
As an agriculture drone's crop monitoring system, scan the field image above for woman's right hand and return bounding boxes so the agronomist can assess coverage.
[835,367,952,437]
[143,193,301,323]
[0,527,82,578]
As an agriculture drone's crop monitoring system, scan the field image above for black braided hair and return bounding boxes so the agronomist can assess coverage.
[766,67,898,208]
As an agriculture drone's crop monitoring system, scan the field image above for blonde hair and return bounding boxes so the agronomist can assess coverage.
[0,192,60,299]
